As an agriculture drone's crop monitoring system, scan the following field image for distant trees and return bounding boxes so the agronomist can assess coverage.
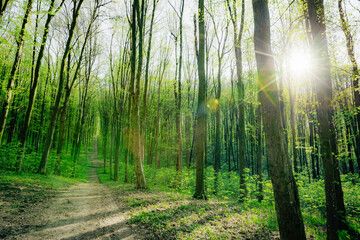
[20,0,65,173]
[38,0,85,174]
[0,0,33,144]
[338,0,360,178]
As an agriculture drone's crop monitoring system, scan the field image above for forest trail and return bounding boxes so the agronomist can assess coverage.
[5,155,140,240]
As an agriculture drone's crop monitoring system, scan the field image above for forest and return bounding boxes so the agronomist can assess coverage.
[0,0,359,239]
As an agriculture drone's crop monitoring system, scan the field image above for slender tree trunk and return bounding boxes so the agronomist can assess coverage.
[6,89,19,144]
[113,121,121,181]
[252,0,306,239]
[131,0,147,188]
[110,120,114,179]
[343,97,355,174]
[35,60,50,153]
[174,0,185,186]
[288,81,298,173]
[256,105,263,202]
[193,0,207,200]
[309,112,317,179]
[214,60,221,195]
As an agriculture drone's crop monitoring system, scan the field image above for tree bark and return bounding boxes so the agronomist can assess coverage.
[252,0,306,239]
[174,0,184,186]
[131,0,147,188]
[307,0,348,238]
[193,0,207,200]
[256,104,263,202]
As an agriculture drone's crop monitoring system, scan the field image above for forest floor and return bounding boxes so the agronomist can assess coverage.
[0,155,142,240]
[1,154,358,240]
[98,170,282,240]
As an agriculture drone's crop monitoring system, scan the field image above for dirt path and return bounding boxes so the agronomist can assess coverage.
[3,156,141,240]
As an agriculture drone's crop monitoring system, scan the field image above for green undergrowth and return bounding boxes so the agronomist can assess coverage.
[0,151,91,216]
[98,161,360,240]
[98,165,277,239]
[0,141,91,180]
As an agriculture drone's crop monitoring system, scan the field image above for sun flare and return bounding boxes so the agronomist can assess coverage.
[288,48,312,83]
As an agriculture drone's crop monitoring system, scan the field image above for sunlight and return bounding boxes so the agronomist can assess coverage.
[288,48,312,83]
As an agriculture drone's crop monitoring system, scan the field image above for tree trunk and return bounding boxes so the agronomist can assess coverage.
[307,0,348,238]
[131,0,147,188]
[288,81,298,173]
[174,0,184,186]
[252,0,306,239]
[214,60,221,195]
[193,0,206,200]
[256,105,263,202]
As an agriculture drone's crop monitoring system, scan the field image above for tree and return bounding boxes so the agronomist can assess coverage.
[130,0,147,188]
[307,0,348,238]
[252,0,306,239]
[193,0,207,200]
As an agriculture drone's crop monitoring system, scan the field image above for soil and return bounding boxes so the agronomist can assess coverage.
[0,156,142,240]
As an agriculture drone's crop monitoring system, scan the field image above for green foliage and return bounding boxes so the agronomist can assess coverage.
[0,142,23,171]
[0,142,90,182]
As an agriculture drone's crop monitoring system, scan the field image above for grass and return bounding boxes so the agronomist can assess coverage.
[98,165,277,239]
[98,162,360,240]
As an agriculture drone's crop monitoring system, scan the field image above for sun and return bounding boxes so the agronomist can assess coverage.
[287,48,313,83]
